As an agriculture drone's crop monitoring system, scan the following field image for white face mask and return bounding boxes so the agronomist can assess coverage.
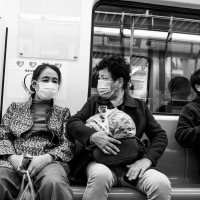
[97,79,118,98]
[35,81,59,100]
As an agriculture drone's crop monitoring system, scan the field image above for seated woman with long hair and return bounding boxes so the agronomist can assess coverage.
[0,63,74,200]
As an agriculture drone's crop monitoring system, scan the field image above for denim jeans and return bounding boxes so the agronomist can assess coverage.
[82,162,171,200]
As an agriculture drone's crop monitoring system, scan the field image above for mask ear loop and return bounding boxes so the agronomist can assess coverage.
[31,80,39,93]
[105,87,119,99]
[112,78,121,92]
[108,78,124,98]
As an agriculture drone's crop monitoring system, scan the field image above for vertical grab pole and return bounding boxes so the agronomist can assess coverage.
[120,12,125,56]
[130,16,135,59]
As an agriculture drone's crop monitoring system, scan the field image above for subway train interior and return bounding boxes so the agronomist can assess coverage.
[1,0,200,199]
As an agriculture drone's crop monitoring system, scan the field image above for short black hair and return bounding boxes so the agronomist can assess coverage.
[96,55,131,89]
[168,76,190,96]
[190,69,200,95]
[30,63,61,93]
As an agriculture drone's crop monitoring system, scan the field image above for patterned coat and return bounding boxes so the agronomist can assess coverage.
[0,98,74,173]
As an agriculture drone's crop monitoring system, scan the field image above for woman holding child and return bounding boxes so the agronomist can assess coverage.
[67,55,171,200]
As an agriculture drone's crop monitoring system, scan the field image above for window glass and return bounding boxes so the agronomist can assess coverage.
[89,2,200,114]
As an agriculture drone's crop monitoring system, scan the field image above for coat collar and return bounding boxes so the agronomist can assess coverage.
[96,93,139,108]
[192,95,200,105]
[26,97,55,111]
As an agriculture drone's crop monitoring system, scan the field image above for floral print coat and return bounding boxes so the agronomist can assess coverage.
[0,98,74,173]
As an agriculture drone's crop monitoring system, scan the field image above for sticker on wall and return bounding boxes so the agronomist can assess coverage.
[16,60,24,67]
[22,72,33,94]
[29,61,37,68]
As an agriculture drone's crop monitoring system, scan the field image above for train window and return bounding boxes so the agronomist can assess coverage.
[89,2,200,114]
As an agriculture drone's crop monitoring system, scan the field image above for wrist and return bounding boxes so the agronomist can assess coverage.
[90,133,97,145]
[7,154,14,162]
[145,158,152,167]
[46,154,54,162]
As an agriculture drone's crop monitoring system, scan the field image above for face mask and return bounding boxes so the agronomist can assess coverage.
[35,81,59,100]
[97,79,118,98]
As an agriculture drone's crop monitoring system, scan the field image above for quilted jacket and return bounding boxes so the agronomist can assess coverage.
[0,98,74,173]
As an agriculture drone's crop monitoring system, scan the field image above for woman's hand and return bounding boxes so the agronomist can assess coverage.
[27,154,53,178]
[7,154,23,170]
[90,131,121,155]
[126,158,152,180]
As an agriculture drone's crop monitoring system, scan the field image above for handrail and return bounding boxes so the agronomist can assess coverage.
[95,11,200,24]
[94,27,200,43]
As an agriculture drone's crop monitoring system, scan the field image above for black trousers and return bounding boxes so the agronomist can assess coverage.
[0,163,73,200]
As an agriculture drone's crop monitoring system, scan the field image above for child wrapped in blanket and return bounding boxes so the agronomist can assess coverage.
[85,105,143,167]
[85,105,136,139]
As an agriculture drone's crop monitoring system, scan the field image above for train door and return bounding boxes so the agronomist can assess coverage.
[0,18,6,117]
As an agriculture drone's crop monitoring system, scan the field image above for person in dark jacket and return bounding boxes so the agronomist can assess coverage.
[0,64,73,200]
[157,76,191,113]
[67,55,171,200]
[175,69,200,168]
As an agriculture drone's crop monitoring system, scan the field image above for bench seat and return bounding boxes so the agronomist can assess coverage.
[72,186,146,200]
[72,184,200,200]
[72,185,200,200]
